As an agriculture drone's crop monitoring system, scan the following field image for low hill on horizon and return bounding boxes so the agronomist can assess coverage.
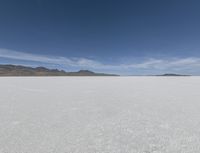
[156,73,190,76]
[0,64,118,76]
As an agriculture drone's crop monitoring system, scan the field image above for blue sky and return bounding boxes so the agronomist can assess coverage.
[0,0,200,75]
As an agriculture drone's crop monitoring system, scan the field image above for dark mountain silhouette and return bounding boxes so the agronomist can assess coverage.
[0,65,118,76]
[156,73,190,76]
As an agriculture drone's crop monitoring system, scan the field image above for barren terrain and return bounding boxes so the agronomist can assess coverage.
[0,77,200,153]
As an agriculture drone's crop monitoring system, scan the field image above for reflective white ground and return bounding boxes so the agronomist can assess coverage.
[0,77,200,153]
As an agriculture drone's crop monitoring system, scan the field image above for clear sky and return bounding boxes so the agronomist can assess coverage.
[0,0,200,75]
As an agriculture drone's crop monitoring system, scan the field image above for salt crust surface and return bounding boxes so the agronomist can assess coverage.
[0,77,200,153]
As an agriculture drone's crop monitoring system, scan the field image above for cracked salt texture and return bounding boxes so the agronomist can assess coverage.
[0,77,200,153]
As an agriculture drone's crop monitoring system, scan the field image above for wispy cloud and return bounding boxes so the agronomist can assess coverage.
[0,48,99,68]
[1,48,200,75]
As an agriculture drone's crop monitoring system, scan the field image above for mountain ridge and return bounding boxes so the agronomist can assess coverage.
[0,64,118,76]
[156,73,190,76]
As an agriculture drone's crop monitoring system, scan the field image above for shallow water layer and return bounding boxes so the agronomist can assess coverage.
[0,77,200,153]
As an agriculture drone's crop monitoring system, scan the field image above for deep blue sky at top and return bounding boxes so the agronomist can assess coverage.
[0,0,200,65]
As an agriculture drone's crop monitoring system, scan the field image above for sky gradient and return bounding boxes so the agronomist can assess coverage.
[0,0,200,75]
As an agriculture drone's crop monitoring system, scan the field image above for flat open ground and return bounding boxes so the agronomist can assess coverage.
[0,77,200,153]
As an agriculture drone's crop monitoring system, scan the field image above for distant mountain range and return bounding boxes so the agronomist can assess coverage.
[156,73,190,76]
[0,65,118,76]
[0,64,191,76]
